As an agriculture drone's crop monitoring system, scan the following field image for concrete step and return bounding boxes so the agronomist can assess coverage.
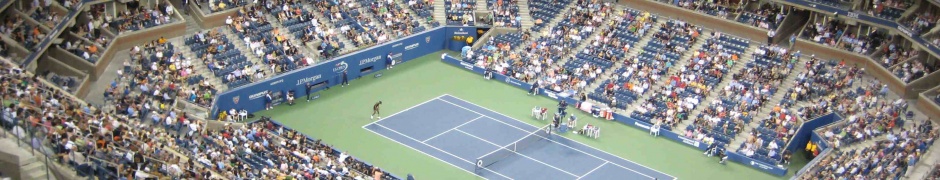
[434,0,446,26]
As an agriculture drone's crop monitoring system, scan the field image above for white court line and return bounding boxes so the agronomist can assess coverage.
[454,129,581,178]
[578,162,608,180]
[441,94,672,180]
[423,116,485,143]
[363,125,492,179]
[362,94,449,129]
[366,122,514,180]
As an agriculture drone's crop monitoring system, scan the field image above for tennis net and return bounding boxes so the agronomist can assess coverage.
[476,125,552,168]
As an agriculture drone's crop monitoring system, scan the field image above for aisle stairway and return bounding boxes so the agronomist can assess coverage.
[434,1,446,25]
[518,0,534,30]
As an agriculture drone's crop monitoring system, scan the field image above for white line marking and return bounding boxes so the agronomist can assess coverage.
[455,129,581,178]
[579,161,608,179]
[362,94,449,129]
[363,124,490,179]
[441,95,672,180]
[424,116,485,143]
[367,122,514,180]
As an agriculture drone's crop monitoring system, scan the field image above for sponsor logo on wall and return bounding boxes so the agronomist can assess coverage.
[232,96,240,104]
[333,61,349,73]
[635,122,650,130]
[679,136,701,147]
[296,74,323,86]
[504,77,522,87]
[460,61,474,70]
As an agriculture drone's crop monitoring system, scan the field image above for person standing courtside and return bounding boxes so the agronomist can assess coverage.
[342,70,349,87]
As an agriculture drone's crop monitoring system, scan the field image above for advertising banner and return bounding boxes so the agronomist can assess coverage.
[212,27,447,117]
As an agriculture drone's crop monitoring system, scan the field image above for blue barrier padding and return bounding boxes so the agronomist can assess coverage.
[445,27,477,52]
[442,55,788,176]
[211,27,448,117]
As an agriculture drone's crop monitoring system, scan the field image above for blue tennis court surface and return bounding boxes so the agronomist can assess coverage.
[363,94,676,180]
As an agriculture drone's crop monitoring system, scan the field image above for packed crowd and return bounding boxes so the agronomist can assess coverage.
[892,59,934,83]
[368,0,427,36]
[445,0,476,25]
[802,19,885,55]
[312,0,390,47]
[106,0,178,34]
[406,0,440,27]
[198,0,247,13]
[632,19,700,129]
[876,42,917,68]
[1,14,44,50]
[593,9,657,110]
[671,0,735,19]
[863,0,910,20]
[738,3,786,30]
[785,58,864,119]
[190,118,397,179]
[669,32,752,147]
[187,27,263,88]
[802,120,935,179]
[535,0,610,94]
[232,5,311,75]
[487,0,520,27]
[899,12,937,36]
[0,60,220,179]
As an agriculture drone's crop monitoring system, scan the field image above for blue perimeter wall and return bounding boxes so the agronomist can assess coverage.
[442,55,795,176]
[211,27,455,117]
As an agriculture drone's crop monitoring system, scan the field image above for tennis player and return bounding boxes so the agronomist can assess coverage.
[371,101,383,120]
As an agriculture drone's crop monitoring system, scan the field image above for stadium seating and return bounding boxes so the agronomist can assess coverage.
[368,0,428,35]
[526,0,572,32]
[185,28,254,88]
[194,118,398,179]
[406,0,441,27]
[630,19,699,128]
[487,0,520,27]
[737,3,786,30]
[799,121,933,179]
[892,58,936,83]
[802,18,885,55]
[45,72,81,93]
[591,9,657,110]
[669,0,735,19]
[445,0,476,25]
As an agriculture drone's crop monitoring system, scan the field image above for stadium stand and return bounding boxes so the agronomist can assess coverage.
[405,0,441,27]
[891,57,938,83]
[525,0,572,32]
[737,2,786,30]
[312,0,389,47]
[799,119,934,179]
[367,0,428,35]
[801,17,886,55]
[106,2,178,33]
[592,8,658,111]
[863,0,910,21]
[487,0,520,27]
[197,0,246,13]
[667,0,735,20]
[185,27,259,89]
[445,0,476,26]
[629,19,701,128]
[5,0,940,179]
[194,118,398,179]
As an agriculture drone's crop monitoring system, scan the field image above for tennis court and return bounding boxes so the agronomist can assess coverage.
[363,94,676,180]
